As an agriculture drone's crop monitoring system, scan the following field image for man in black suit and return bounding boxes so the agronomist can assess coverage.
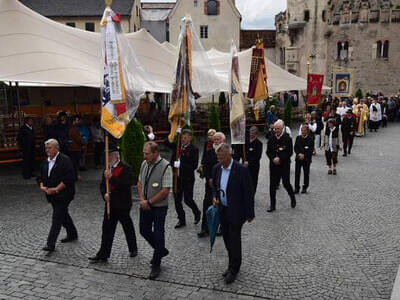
[17,117,35,179]
[266,120,296,212]
[39,139,78,252]
[294,124,314,194]
[244,126,263,193]
[341,109,357,156]
[168,129,201,229]
[89,146,138,263]
[212,143,254,284]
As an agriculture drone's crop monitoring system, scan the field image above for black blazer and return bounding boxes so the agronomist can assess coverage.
[245,138,263,166]
[39,153,75,202]
[166,141,199,180]
[294,135,314,163]
[341,115,357,134]
[212,160,255,226]
[202,147,218,180]
[100,161,133,210]
[17,124,35,152]
[266,133,293,166]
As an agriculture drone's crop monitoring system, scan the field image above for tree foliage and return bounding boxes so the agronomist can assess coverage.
[120,119,144,185]
[283,99,293,128]
[208,103,221,131]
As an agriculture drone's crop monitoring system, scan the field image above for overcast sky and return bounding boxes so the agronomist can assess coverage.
[141,0,286,29]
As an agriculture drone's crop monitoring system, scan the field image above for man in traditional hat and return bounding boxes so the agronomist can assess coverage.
[89,145,138,263]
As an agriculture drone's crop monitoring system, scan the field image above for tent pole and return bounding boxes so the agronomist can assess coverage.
[16,82,22,127]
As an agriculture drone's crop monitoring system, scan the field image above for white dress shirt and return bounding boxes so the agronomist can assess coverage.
[48,152,60,176]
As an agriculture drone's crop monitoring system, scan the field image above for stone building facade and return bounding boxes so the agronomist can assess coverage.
[168,0,241,52]
[276,0,400,95]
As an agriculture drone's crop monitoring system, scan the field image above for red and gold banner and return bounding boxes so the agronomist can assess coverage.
[247,43,268,120]
[307,74,324,106]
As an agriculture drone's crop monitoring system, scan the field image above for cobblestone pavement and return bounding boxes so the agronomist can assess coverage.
[1,124,400,299]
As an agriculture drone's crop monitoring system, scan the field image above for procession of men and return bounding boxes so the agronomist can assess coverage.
[32,91,392,285]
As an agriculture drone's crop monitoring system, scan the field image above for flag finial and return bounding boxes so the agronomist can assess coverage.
[105,0,113,7]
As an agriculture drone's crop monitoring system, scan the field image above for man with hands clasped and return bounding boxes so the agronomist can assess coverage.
[138,142,172,280]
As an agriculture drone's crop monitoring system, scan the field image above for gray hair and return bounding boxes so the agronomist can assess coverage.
[274,119,285,128]
[44,139,59,150]
[214,132,226,141]
[249,126,258,133]
[215,143,232,154]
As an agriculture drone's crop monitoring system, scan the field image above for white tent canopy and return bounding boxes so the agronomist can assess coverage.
[0,0,329,94]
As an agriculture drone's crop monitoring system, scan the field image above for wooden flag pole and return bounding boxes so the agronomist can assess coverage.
[105,132,111,219]
[242,143,247,163]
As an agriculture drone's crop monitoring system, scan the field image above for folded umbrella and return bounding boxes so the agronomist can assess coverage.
[207,189,224,253]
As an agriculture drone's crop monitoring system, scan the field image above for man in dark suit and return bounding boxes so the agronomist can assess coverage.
[39,139,78,252]
[167,129,201,229]
[212,143,255,284]
[294,124,314,194]
[341,109,357,156]
[244,126,263,193]
[89,146,138,263]
[266,120,296,212]
[17,117,35,179]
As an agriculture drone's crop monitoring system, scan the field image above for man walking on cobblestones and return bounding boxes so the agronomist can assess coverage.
[39,139,78,252]
[266,120,296,212]
[138,141,172,280]
[212,143,254,284]
[89,146,138,263]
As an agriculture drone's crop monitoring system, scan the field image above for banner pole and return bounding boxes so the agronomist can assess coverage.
[105,131,111,219]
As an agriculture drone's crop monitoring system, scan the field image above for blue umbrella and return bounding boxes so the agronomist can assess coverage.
[207,189,224,253]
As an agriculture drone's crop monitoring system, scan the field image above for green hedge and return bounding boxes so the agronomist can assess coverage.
[208,103,221,131]
[120,119,144,185]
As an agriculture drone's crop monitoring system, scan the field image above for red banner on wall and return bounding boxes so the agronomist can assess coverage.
[307,74,324,106]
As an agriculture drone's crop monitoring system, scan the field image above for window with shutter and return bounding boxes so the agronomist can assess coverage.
[206,0,218,16]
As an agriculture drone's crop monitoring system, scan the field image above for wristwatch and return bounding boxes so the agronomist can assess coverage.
[55,189,59,194]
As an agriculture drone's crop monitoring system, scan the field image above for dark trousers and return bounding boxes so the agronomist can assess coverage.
[201,181,213,232]
[22,149,35,179]
[295,160,310,190]
[94,142,105,166]
[220,207,244,274]
[174,177,200,223]
[248,163,260,193]
[47,199,78,248]
[139,206,168,267]
[269,164,295,210]
[342,133,354,154]
[97,208,137,258]
[325,150,338,166]
[68,151,81,180]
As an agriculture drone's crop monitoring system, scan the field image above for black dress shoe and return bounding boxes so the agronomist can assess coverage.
[197,230,209,238]
[301,188,307,194]
[174,221,186,229]
[222,269,230,277]
[291,197,296,208]
[224,271,237,284]
[88,256,108,263]
[267,207,275,212]
[61,236,78,243]
[343,153,347,157]
[294,188,300,194]
[42,246,55,252]
[149,266,161,280]
[194,212,201,225]
[130,249,138,257]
